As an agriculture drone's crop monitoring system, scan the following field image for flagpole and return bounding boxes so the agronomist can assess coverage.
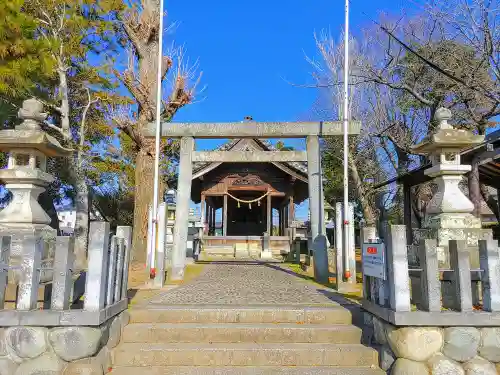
[342,0,351,281]
[150,0,165,279]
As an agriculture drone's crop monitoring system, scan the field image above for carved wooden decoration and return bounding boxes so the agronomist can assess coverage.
[232,174,265,186]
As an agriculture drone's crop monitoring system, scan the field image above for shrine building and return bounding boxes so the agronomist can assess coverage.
[191,138,309,257]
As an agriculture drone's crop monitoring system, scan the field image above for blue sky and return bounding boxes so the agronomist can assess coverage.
[167,0,409,219]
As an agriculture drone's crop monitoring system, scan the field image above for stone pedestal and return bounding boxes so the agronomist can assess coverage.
[412,108,488,268]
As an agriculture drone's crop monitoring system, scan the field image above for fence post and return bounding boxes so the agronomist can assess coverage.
[0,236,11,309]
[335,202,343,285]
[418,239,441,312]
[386,225,411,312]
[262,233,272,259]
[107,236,118,306]
[154,202,167,288]
[479,239,500,312]
[449,240,473,312]
[116,225,132,299]
[51,237,74,310]
[347,202,356,283]
[17,235,43,310]
[114,238,125,302]
[85,222,110,311]
[146,205,153,270]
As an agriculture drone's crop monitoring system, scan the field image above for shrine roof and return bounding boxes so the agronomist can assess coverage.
[192,138,308,181]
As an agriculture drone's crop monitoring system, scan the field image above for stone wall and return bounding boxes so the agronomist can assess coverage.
[0,310,129,375]
[364,313,500,374]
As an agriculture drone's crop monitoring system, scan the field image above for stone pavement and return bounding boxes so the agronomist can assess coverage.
[147,262,335,305]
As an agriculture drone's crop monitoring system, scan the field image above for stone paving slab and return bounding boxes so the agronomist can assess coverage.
[110,366,385,375]
[122,322,362,344]
[148,263,336,305]
[129,305,352,325]
[113,343,378,367]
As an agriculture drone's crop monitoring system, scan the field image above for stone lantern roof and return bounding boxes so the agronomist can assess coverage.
[412,108,484,155]
[0,98,72,157]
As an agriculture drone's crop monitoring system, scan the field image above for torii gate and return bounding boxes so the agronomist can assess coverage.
[143,121,361,282]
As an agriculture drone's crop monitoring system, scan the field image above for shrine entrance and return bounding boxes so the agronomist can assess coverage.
[143,120,360,282]
[226,190,267,236]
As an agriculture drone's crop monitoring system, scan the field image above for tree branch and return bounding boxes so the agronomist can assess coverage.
[42,121,65,135]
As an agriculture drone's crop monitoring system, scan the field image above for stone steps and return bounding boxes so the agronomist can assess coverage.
[110,366,385,375]
[112,343,378,367]
[113,305,381,373]
[129,305,352,325]
[122,323,362,344]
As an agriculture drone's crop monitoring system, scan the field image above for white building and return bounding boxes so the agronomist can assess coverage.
[57,209,76,234]
[56,205,105,235]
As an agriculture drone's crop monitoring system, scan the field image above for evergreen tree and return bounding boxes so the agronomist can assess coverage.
[0,0,55,125]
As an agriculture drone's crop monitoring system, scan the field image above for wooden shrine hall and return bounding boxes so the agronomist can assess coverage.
[191,138,309,256]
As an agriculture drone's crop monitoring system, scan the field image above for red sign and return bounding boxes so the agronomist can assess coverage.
[367,247,378,255]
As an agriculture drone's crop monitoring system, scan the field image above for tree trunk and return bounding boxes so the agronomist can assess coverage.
[394,150,410,223]
[38,189,60,233]
[57,67,71,138]
[131,145,155,262]
[480,182,500,221]
[129,14,160,262]
[69,158,90,271]
[349,154,376,226]
[468,159,482,218]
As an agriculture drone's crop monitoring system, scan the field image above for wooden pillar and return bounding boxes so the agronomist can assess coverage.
[207,199,211,234]
[211,198,216,235]
[206,201,210,234]
[286,204,290,232]
[208,200,212,234]
[289,196,295,224]
[403,183,413,245]
[201,194,206,227]
[278,205,282,236]
[223,194,228,236]
[267,194,272,235]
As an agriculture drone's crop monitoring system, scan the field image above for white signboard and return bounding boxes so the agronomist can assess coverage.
[362,242,386,280]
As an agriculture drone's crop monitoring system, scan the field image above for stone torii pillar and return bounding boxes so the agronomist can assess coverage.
[170,137,194,280]
[306,135,328,283]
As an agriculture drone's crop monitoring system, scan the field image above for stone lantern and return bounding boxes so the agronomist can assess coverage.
[0,98,72,231]
[412,108,490,266]
[0,98,72,280]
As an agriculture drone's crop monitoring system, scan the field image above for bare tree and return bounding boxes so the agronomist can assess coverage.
[356,2,499,218]
[114,1,202,261]
[303,31,427,225]
[304,31,386,225]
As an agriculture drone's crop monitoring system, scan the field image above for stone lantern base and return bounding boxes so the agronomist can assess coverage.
[0,224,56,283]
[414,220,493,269]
